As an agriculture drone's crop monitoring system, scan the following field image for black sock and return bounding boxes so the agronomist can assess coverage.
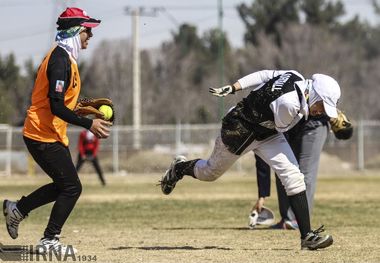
[175,159,200,178]
[288,190,311,239]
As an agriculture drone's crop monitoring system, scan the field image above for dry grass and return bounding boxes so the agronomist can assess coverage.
[1,171,380,263]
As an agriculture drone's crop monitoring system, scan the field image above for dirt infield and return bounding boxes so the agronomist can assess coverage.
[1,172,380,263]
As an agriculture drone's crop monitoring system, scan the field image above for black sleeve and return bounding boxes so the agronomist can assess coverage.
[255,154,271,198]
[47,47,70,100]
[47,47,92,129]
[50,97,93,129]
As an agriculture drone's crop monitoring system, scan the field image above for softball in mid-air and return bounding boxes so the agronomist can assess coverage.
[99,105,113,120]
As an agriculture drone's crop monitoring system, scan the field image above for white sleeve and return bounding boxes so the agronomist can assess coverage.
[237,70,293,90]
[269,92,303,132]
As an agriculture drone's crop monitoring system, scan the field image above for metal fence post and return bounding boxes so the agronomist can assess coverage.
[357,119,364,170]
[6,125,12,176]
[112,126,119,175]
[175,120,181,156]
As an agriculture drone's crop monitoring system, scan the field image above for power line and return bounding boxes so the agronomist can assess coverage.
[141,5,237,10]
[160,8,180,26]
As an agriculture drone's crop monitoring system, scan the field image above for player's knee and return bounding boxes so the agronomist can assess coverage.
[73,181,83,197]
[62,180,82,198]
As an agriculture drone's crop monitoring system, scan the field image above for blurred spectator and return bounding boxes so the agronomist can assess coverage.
[76,129,106,186]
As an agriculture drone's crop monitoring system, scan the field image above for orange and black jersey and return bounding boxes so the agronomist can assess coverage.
[47,46,76,100]
[23,46,92,146]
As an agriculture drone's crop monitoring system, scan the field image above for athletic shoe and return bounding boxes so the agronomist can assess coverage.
[36,235,77,255]
[301,225,333,250]
[270,219,298,230]
[160,155,187,195]
[3,200,25,239]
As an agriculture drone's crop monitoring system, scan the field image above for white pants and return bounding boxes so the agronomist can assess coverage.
[194,133,306,196]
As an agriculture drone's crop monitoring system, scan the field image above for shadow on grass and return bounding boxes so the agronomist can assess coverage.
[152,227,271,231]
[109,246,293,251]
[109,246,232,251]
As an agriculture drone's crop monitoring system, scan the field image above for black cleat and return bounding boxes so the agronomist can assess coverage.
[301,225,333,250]
[160,156,187,195]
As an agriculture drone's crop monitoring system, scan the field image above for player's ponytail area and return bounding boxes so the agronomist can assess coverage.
[0,171,379,263]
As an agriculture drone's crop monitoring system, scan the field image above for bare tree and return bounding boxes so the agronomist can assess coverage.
[81,39,133,125]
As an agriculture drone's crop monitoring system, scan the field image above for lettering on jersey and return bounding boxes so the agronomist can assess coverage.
[73,72,78,89]
[55,80,64,93]
[271,73,292,92]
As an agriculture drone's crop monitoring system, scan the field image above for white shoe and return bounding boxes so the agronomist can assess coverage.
[3,199,25,239]
[36,236,77,255]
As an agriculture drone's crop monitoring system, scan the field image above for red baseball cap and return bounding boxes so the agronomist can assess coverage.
[57,7,101,30]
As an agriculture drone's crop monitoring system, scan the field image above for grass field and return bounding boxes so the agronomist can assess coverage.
[1,171,380,263]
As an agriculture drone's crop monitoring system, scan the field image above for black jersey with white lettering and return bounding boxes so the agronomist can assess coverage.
[221,72,303,155]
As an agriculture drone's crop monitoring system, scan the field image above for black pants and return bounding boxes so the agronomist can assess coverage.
[76,154,106,186]
[17,136,82,239]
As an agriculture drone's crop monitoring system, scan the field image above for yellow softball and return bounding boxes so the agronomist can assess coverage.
[99,105,113,120]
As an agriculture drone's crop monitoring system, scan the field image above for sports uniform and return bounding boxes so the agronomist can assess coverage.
[2,8,110,255]
[161,70,341,250]
[252,107,352,229]
[252,114,329,229]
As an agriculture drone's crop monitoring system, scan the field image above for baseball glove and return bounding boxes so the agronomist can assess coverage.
[329,110,353,140]
[74,97,115,122]
[248,206,275,229]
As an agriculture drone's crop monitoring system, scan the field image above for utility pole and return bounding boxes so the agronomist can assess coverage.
[217,0,225,120]
[125,7,161,149]
[132,8,141,150]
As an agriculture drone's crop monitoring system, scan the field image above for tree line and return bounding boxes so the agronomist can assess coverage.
[1,0,380,125]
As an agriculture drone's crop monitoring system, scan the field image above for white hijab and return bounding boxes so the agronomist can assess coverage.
[55,26,84,62]
[56,35,81,62]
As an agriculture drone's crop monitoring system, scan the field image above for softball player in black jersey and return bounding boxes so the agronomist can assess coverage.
[160,70,341,250]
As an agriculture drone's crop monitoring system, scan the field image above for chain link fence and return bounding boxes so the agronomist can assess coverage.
[0,122,379,176]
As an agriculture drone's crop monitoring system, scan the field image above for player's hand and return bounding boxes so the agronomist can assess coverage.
[253,197,265,213]
[209,85,236,97]
[90,118,112,139]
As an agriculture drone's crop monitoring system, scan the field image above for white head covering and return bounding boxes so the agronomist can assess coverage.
[55,26,84,62]
[56,35,81,62]
[310,74,341,118]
